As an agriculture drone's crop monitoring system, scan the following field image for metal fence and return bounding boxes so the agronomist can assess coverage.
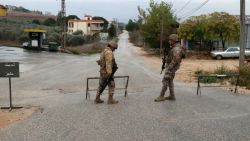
[86,75,129,100]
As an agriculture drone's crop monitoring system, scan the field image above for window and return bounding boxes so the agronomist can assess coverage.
[69,22,74,28]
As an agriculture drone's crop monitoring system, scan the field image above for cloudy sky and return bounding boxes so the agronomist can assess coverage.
[0,0,249,23]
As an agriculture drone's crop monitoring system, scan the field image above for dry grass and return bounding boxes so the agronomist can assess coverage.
[66,42,106,55]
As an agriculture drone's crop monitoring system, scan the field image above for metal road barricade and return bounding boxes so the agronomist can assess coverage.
[86,75,129,100]
[196,74,239,96]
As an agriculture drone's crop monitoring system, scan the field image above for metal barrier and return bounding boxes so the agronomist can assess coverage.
[86,75,129,100]
[196,74,239,96]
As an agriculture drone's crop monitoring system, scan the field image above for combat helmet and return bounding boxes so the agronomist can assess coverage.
[168,34,179,42]
[108,40,118,49]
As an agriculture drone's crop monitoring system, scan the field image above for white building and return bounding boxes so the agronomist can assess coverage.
[68,15,104,35]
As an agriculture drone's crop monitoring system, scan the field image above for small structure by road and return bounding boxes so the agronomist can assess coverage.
[23,29,47,51]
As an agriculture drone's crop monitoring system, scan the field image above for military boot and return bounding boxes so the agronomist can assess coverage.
[165,95,176,101]
[165,87,176,101]
[95,94,104,104]
[107,94,118,104]
[154,91,166,102]
[154,96,166,102]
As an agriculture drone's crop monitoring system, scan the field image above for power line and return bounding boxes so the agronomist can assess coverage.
[179,0,210,20]
[176,0,193,14]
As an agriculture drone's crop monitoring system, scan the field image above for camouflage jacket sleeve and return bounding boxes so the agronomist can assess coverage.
[165,48,182,72]
[104,50,114,74]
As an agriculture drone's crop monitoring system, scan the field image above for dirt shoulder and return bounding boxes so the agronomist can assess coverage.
[0,107,39,128]
[133,46,250,95]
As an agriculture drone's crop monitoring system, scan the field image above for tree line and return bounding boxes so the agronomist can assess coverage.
[0,14,117,47]
[126,0,240,51]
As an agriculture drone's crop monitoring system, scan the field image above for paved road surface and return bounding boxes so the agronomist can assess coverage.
[1,31,250,141]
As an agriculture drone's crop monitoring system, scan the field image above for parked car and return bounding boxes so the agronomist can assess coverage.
[210,47,250,60]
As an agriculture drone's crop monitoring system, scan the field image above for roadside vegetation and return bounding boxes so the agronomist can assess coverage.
[126,0,240,53]
[125,0,249,89]
[195,64,250,90]
[0,7,119,55]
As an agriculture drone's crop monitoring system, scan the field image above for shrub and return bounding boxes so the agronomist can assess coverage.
[238,65,250,89]
[32,19,41,25]
[43,18,57,26]
[67,35,85,46]
[214,64,235,75]
[84,35,93,43]
[19,34,29,43]
[47,32,61,45]
[73,30,83,35]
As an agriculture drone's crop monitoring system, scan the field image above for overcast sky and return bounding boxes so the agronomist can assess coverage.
[0,0,249,23]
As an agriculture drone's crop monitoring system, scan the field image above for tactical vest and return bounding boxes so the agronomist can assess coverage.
[97,47,115,74]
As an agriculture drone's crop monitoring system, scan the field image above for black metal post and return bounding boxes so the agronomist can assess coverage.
[9,77,13,110]
[86,78,89,100]
[124,76,129,97]
[197,76,200,95]
[235,75,240,94]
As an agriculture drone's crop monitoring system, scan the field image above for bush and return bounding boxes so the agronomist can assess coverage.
[19,34,29,43]
[128,31,144,46]
[195,70,218,83]
[214,64,235,75]
[47,32,61,45]
[84,35,93,43]
[67,35,85,46]
[43,18,57,26]
[238,65,250,89]
[32,19,41,25]
[73,30,83,35]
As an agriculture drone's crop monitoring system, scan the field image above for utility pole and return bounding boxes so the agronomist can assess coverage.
[239,0,246,69]
[61,0,66,49]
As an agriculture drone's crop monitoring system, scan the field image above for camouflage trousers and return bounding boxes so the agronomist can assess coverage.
[160,72,175,97]
[97,73,115,95]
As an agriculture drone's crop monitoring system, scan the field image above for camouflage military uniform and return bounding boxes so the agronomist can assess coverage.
[95,40,119,104]
[97,47,116,95]
[155,43,183,101]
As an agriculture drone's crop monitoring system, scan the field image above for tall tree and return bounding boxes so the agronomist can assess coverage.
[108,24,116,38]
[92,16,109,31]
[178,12,240,49]
[208,12,240,49]
[43,18,57,26]
[67,15,80,20]
[126,19,139,31]
[138,0,177,48]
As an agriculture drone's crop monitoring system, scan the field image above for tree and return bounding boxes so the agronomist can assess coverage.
[43,18,57,26]
[108,24,116,38]
[67,15,80,20]
[138,0,177,48]
[208,12,240,49]
[92,16,109,31]
[57,11,66,26]
[126,19,139,31]
[178,15,209,50]
[178,12,240,49]
[66,15,80,26]
[32,19,41,25]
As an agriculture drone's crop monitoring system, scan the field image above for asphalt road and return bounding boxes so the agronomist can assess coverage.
[1,31,250,141]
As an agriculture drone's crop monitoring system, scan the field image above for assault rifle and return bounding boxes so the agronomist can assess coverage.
[99,63,118,95]
[160,46,167,74]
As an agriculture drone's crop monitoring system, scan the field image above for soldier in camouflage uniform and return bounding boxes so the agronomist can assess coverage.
[95,40,119,104]
[155,34,183,102]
